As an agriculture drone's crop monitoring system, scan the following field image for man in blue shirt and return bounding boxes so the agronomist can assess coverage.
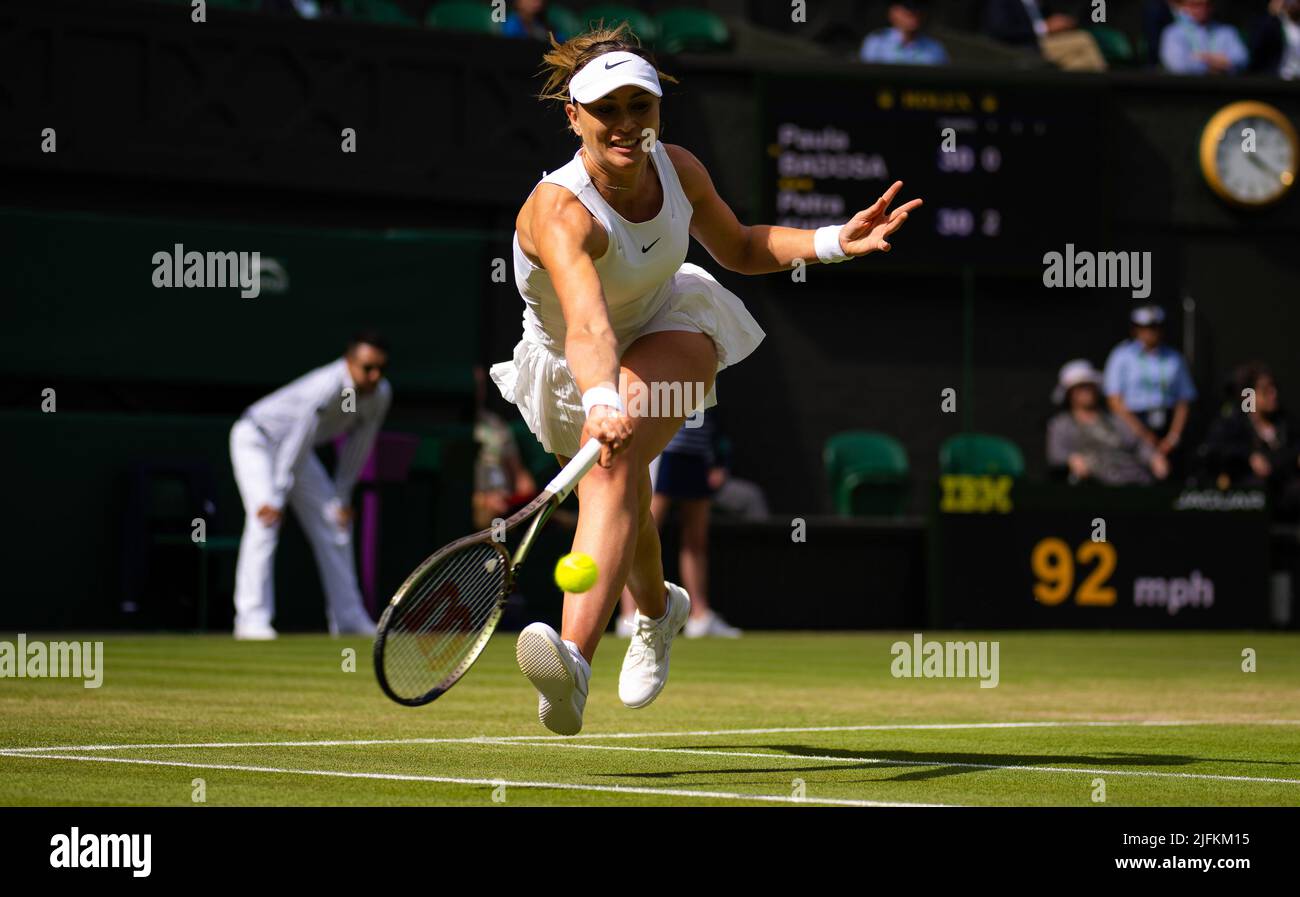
[1160,0,1249,74]
[503,0,568,42]
[861,2,949,66]
[1103,305,1197,475]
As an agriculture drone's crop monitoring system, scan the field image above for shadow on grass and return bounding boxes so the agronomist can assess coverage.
[593,744,1292,784]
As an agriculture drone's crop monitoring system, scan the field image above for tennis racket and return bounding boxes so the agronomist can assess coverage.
[374,437,602,706]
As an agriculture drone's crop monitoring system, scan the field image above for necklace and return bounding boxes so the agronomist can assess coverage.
[580,148,634,191]
[589,175,631,191]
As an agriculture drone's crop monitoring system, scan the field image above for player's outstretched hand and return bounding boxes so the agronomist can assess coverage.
[840,181,923,257]
[583,404,633,468]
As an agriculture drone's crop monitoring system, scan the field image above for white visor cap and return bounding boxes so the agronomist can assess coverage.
[569,51,663,104]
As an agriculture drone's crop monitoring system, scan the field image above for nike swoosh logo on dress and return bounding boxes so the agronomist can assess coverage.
[641,237,661,253]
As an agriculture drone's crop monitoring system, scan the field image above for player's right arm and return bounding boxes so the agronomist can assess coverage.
[529,187,632,466]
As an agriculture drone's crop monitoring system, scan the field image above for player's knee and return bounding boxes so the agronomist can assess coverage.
[636,476,654,518]
[582,450,638,493]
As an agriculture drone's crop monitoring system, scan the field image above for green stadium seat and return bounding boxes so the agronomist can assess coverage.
[582,5,658,44]
[152,533,241,632]
[824,431,911,517]
[939,433,1025,478]
[342,0,419,26]
[546,4,584,41]
[127,459,241,632]
[655,9,731,54]
[425,0,502,34]
[1088,25,1134,66]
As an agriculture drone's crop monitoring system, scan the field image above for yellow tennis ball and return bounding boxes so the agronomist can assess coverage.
[554,552,599,593]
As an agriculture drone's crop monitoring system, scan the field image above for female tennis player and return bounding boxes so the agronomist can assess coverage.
[490,24,922,734]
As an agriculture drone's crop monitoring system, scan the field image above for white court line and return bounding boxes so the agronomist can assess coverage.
[0,737,504,754]
[489,740,1300,787]
[3,718,1298,787]
[6,719,1298,754]
[486,719,1300,741]
[0,752,949,807]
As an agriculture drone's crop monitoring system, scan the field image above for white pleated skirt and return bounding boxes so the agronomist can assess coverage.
[489,263,766,459]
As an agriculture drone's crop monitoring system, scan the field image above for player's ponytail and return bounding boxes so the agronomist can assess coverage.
[537,22,677,105]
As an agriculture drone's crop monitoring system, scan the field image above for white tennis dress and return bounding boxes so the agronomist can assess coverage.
[490,141,766,458]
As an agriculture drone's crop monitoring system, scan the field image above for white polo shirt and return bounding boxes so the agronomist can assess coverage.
[242,358,392,507]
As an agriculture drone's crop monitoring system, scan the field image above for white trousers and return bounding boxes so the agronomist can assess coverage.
[229,419,374,634]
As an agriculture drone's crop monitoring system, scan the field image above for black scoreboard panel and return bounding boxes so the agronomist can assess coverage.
[759,74,1107,269]
[931,481,1272,628]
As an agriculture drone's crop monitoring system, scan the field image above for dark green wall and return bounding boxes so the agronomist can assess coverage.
[3,210,484,395]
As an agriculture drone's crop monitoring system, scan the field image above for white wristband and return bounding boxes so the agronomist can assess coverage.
[581,386,624,417]
[814,224,850,264]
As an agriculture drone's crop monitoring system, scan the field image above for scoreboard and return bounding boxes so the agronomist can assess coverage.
[931,480,1272,628]
[759,73,1107,268]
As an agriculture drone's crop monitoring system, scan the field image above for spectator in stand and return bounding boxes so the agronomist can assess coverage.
[1159,0,1249,74]
[860,2,949,66]
[712,469,770,520]
[503,0,569,42]
[982,0,1105,69]
[472,366,537,530]
[1199,362,1300,519]
[984,0,1080,47]
[1248,0,1300,79]
[1103,304,1197,478]
[1048,359,1169,485]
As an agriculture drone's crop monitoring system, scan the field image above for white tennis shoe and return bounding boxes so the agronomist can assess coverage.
[233,623,277,641]
[516,622,590,735]
[618,581,691,709]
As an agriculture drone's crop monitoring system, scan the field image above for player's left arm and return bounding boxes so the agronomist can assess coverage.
[666,143,922,275]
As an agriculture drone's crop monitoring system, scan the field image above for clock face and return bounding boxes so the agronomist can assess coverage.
[1201,102,1299,208]
[1213,117,1295,204]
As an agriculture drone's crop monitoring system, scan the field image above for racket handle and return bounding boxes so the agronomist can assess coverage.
[545,438,603,502]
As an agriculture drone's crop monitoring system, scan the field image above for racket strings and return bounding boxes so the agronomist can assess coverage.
[396,544,501,657]
[381,541,508,699]
[403,545,504,654]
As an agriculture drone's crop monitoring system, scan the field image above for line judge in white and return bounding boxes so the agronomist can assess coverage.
[229,331,392,639]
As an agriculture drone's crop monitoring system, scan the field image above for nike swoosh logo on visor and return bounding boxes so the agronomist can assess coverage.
[605,60,630,69]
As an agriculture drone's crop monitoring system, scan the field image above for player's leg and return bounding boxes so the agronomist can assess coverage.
[561,329,718,660]
[622,467,666,619]
[230,421,280,639]
[517,330,716,732]
[287,453,376,636]
[618,331,720,707]
[617,467,669,634]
